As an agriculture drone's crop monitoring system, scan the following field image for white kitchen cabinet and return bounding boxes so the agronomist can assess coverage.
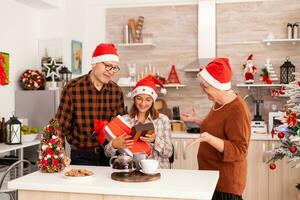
[172,138,199,170]
[243,140,300,200]
[243,140,269,200]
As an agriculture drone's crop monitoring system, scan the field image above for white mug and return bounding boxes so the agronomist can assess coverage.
[139,159,159,173]
[133,152,147,170]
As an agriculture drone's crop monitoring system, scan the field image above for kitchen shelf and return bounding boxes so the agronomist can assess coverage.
[117,43,156,48]
[218,41,261,45]
[184,69,199,73]
[236,83,286,90]
[262,38,300,46]
[119,83,186,90]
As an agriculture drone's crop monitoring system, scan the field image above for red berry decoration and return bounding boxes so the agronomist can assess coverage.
[289,146,297,154]
[277,132,284,139]
[269,163,276,170]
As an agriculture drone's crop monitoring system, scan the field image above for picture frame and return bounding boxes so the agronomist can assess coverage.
[71,40,82,75]
[0,52,9,86]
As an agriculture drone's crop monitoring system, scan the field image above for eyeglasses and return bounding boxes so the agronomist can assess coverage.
[102,62,120,73]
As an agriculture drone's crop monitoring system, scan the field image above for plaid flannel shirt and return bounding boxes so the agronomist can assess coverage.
[105,113,173,169]
[56,72,125,148]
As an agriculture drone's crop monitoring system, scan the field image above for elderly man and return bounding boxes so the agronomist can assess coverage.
[56,43,125,166]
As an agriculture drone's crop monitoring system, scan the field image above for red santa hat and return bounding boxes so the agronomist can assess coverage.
[91,43,119,64]
[198,58,231,91]
[129,75,166,101]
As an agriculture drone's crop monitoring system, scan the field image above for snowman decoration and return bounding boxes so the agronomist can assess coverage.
[243,54,257,84]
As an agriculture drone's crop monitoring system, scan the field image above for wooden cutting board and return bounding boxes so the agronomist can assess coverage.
[111,170,160,182]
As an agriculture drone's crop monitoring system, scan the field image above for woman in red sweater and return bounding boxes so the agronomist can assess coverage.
[181,58,251,200]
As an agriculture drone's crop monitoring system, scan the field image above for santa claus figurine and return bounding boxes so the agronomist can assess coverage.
[243,54,257,84]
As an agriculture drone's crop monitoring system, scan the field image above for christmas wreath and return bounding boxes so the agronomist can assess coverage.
[20,69,45,90]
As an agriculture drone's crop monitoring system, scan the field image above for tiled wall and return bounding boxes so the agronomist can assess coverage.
[106,0,300,122]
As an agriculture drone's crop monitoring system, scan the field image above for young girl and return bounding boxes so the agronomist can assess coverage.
[104,75,173,169]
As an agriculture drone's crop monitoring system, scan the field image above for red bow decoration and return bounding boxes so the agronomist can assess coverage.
[94,119,109,145]
[286,110,297,127]
[271,87,285,97]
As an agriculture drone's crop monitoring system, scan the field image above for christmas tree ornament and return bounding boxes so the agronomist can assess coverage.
[289,146,297,154]
[42,58,63,82]
[280,57,295,84]
[269,163,276,170]
[277,132,285,139]
[260,67,272,84]
[167,64,181,84]
[243,54,257,84]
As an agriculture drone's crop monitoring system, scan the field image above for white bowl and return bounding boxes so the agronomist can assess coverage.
[22,134,38,142]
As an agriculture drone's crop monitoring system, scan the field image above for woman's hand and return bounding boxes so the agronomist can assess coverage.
[187,132,224,153]
[112,133,133,149]
[140,132,156,143]
[187,132,212,147]
[198,132,212,143]
[180,106,199,123]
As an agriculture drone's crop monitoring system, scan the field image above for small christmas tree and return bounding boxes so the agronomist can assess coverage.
[264,58,278,82]
[267,72,300,185]
[38,119,67,173]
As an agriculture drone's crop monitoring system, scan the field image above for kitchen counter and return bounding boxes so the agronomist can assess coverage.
[8,166,219,200]
[172,132,278,141]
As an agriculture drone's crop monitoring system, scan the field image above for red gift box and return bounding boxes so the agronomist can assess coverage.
[104,115,152,156]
